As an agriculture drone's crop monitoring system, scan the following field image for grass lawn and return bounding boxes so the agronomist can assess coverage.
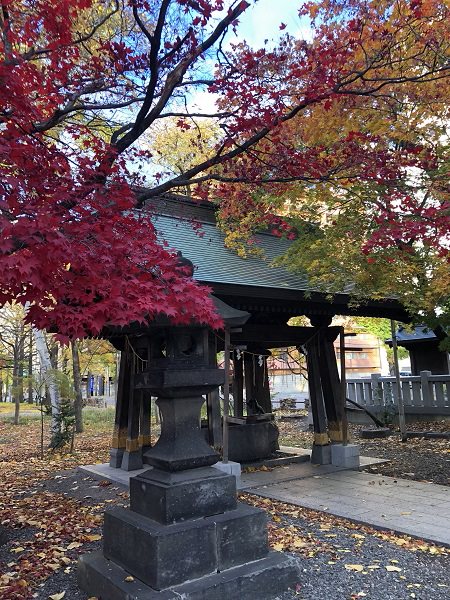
[0,402,39,414]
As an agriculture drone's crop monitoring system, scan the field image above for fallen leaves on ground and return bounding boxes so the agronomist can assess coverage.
[0,419,111,599]
[1,416,448,599]
[242,464,276,473]
[345,564,365,572]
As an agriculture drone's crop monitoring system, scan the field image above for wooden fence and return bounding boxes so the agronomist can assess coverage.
[346,371,450,415]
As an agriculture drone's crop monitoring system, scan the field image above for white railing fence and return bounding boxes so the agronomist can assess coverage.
[346,371,450,412]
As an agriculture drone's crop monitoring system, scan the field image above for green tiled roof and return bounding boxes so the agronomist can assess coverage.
[143,195,409,321]
[153,213,312,292]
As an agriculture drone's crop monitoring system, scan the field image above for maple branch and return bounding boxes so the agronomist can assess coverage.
[0,3,12,60]
[134,96,325,202]
[132,2,154,43]
[34,95,147,133]
[175,78,216,87]
[157,110,232,119]
[160,28,194,66]
[127,0,172,136]
[21,2,120,61]
[113,1,249,153]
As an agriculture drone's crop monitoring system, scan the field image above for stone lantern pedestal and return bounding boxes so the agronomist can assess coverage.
[78,324,299,599]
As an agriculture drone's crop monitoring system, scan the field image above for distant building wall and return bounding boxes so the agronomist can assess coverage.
[334,333,388,378]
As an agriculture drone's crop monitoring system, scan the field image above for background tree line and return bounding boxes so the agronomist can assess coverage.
[0,304,117,446]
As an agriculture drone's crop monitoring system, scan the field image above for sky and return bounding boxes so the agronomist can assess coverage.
[233,0,311,47]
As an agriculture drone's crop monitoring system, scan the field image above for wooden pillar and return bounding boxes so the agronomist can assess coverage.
[317,328,344,443]
[304,339,328,446]
[122,370,143,471]
[302,333,331,465]
[244,352,258,414]
[206,333,223,448]
[109,350,130,468]
[232,351,244,417]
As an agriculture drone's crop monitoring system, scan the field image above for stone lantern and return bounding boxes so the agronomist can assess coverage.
[78,304,299,598]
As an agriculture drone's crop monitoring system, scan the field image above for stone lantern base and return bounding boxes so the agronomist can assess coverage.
[78,467,299,599]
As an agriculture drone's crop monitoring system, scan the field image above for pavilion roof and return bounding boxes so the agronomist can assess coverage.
[146,194,410,322]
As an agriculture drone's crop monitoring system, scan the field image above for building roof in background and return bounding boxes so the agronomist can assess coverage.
[397,326,437,343]
[389,326,448,345]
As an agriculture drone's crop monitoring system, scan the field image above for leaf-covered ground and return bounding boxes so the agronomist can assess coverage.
[0,415,112,599]
[0,412,449,599]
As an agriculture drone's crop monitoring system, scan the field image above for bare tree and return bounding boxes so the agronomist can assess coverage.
[0,304,30,424]
[71,341,84,433]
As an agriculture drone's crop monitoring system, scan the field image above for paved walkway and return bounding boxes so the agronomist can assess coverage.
[239,462,450,547]
[81,452,450,548]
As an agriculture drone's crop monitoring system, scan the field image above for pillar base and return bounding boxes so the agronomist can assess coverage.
[101,503,267,588]
[130,467,237,524]
[331,444,360,469]
[122,450,143,471]
[109,447,124,469]
[78,550,299,600]
[310,443,331,465]
[78,468,300,599]
[213,460,241,479]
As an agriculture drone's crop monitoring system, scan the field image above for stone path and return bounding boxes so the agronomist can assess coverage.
[239,463,450,548]
[81,451,450,548]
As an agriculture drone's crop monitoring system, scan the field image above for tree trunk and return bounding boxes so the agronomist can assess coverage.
[71,340,84,433]
[28,329,33,403]
[18,325,25,404]
[34,329,61,441]
[13,347,20,425]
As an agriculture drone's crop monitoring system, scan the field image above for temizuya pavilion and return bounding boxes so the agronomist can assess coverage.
[106,194,409,470]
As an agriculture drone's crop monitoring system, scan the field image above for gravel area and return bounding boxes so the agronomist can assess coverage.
[357,423,449,487]
[275,514,449,600]
[0,470,129,600]
[1,469,446,600]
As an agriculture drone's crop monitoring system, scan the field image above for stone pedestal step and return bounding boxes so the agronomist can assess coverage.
[103,503,268,589]
[78,550,300,600]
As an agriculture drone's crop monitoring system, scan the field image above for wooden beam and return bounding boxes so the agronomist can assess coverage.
[139,390,152,450]
[204,283,410,322]
[251,349,272,414]
[244,352,257,415]
[317,330,344,443]
[231,324,341,347]
[222,327,231,463]
[122,368,143,471]
[303,340,328,445]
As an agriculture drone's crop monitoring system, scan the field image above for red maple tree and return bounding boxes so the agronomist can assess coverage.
[1,0,448,339]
